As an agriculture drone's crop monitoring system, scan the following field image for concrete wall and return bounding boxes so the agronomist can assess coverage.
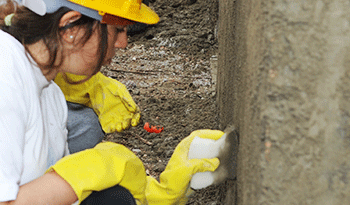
[217,0,350,204]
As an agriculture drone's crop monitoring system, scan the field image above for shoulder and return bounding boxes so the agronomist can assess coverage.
[0,30,24,54]
[0,30,34,87]
[0,30,27,65]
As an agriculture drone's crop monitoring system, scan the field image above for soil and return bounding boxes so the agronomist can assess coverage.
[101,0,228,204]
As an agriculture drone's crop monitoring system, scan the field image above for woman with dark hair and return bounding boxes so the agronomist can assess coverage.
[0,0,158,204]
[0,0,223,204]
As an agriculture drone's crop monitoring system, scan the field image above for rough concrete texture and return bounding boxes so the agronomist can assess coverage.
[218,0,350,204]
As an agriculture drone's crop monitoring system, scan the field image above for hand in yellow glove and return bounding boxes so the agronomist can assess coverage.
[46,142,147,204]
[54,72,141,133]
[144,129,224,205]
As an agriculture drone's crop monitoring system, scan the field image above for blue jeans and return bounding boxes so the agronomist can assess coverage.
[66,102,105,153]
[66,102,135,205]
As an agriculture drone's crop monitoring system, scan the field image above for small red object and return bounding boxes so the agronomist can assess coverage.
[144,122,164,133]
[144,122,151,132]
[151,126,164,133]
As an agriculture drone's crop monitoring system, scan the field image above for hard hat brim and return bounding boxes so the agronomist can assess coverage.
[135,3,160,25]
[101,3,159,25]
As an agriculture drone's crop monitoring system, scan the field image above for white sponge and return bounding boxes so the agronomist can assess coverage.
[190,171,215,190]
[188,134,227,189]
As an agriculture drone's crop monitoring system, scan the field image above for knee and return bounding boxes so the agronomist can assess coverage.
[66,102,105,153]
[81,185,136,205]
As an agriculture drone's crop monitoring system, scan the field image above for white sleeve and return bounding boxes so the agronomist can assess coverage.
[0,48,27,201]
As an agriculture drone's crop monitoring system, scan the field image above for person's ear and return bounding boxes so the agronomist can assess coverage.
[59,11,82,43]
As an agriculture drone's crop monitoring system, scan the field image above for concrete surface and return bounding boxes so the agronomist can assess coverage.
[217,0,350,204]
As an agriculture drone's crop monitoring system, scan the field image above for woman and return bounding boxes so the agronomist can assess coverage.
[0,0,222,204]
[0,0,158,204]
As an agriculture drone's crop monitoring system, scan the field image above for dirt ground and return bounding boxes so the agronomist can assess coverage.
[101,0,229,204]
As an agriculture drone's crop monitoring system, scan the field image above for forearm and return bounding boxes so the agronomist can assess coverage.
[1,171,77,205]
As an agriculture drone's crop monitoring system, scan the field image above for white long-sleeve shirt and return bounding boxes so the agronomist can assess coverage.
[0,30,69,201]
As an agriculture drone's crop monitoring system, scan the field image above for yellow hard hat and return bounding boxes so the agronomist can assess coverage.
[68,0,159,25]
[16,0,159,25]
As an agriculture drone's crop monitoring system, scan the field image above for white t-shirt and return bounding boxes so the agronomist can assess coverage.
[0,30,69,201]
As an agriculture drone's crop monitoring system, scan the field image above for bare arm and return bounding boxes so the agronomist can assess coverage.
[0,171,77,205]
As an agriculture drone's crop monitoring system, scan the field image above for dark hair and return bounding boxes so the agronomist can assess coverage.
[0,0,108,78]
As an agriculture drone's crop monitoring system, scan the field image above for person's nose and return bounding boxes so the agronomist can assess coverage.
[114,30,128,49]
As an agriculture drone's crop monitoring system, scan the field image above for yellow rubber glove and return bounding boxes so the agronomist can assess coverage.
[54,72,141,133]
[46,142,147,204]
[144,129,224,205]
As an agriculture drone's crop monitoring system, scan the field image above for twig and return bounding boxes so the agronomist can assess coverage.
[109,69,211,79]
[135,134,153,145]
[110,69,162,75]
